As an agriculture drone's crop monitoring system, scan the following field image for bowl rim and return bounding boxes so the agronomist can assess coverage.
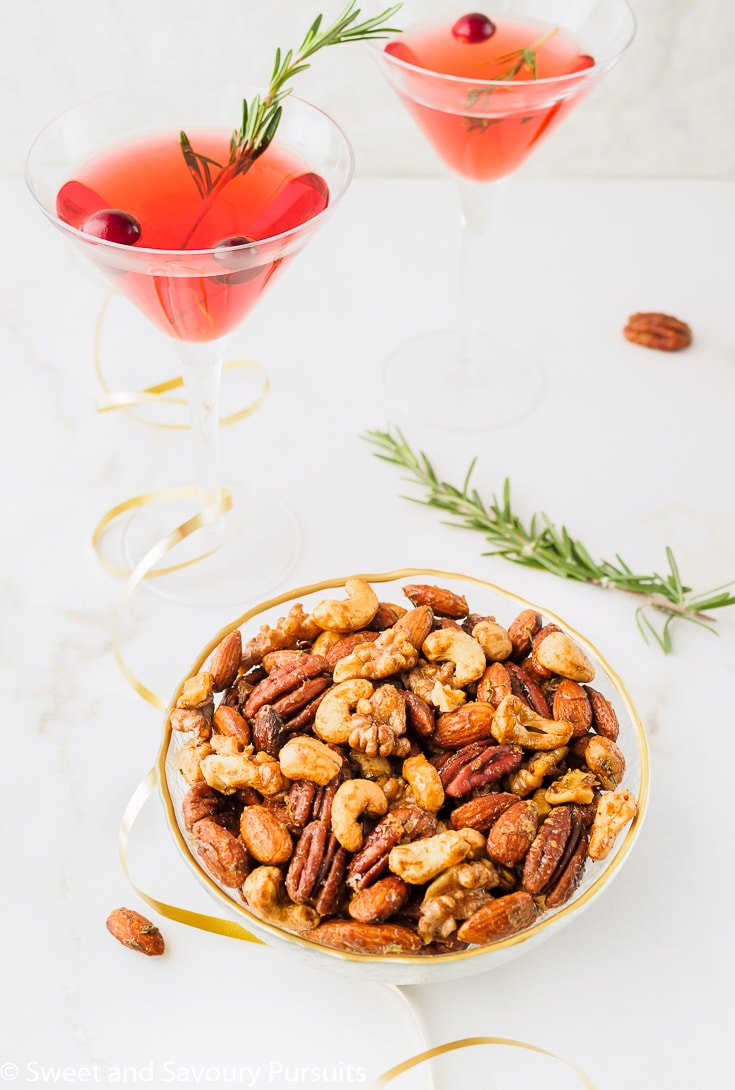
[157,567,650,966]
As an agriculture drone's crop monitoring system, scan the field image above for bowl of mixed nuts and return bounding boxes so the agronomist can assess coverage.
[159,569,648,983]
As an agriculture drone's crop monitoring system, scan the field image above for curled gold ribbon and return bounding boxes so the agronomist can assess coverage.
[120,767,264,944]
[93,290,270,428]
[369,1033,597,1089]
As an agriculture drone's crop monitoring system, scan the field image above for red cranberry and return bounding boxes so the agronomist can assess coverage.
[452,13,496,44]
[82,209,141,245]
[569,53,595,73]
[213,235,260,284]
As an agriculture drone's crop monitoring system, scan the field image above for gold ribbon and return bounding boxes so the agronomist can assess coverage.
[370,1035,597,1089]
[120,767,264,944]
[93,290,270,428]
[90,292,270,707]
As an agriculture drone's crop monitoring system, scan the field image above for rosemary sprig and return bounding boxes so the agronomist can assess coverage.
[465,27,559,133]
[178,2,402,244]
[363,427,735,652]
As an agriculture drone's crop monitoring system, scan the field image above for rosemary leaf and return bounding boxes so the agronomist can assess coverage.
[362,426,735,652]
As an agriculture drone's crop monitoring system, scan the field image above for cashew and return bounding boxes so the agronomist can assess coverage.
[278,735,343,786]
[314,679,374,745]
[242,866,319,933]
[331,779,388,852]
[402,753,445,813]
[200,752,289,796]
[312,577,380,633]
[471,619,513,662]
[388,828,486,885]
[421,628,487,687]
[533,631,595,682]
[491,695,574,750]
[311,629,343,657]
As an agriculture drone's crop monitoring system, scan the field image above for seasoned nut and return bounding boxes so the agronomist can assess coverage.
[331,779,388,852]
[191,816,251,887]
[170,706,212,741]
[476,662,512,707]
[347,806,436,890]
[552,679,593,738]
[522,805,588,907]
[271,676,330,721]
[457,891,537,944]
[400,690,436,738]
[240,805,293,864]
[332,607,433,683]
[244,655,329,718]
[213,704,251,747]
[182,781,225,829]
[575,734,626,790]
[389,828,485,885]
[240,605,322,670]
[492,695,574,750]
[485,800,539,866]
[422,628,487,687]
[471,618,513,662]
[278,736,343,786]
[505,662,552,717]
[178,672,214,709]
[210,629,242,691]
[201,752,289,797]
[404,661,465,714]
[177,741,213,785]
[588,789,638,860]
[309,919,422,955]
[507,747,569,797]
[402,753,444,813]
[242,866,319,933]
[439,741,523,798]
[348,876,410,923]
[312,577,380,632]
[545,768,598,805]
[285,821,348,914]
[623,312,692,351]
[507,610,542,659]
[418,861,499,942]
[532,632,595,683]
[584,685,620,741]
[106,908,164,956]
[434,701,495,748]
[324,632,380,669]
[251,705,286,756]
[449,792,518,832]
[403,582,468,617]
[366,602,407,630]
[347,683,409,759]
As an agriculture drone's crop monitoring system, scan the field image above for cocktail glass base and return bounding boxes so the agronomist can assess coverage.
[382,328,544,432]
[121,481,300,609]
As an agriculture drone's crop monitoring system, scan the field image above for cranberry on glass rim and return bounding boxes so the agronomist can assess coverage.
[451,13,497,43]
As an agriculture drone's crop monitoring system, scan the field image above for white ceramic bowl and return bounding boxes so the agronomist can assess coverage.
[158,569,649,984]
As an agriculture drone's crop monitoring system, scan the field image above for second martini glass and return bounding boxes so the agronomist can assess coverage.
[26,80,354,606]
[372,0,636,431]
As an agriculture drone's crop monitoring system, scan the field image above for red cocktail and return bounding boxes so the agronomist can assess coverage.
[371,1,636,431]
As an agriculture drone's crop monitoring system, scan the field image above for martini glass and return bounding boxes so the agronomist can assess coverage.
[26,80,354,606]
[370,0,635,431]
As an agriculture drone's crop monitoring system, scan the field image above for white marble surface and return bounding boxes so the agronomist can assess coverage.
[3,173,734,1087]
[4,0,735,181]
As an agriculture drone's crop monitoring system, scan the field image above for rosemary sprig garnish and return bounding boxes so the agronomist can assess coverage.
[364,427,735,652]
[178,2,402,246]
[465,27,559,133]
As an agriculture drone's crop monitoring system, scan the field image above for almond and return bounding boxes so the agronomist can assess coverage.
[457,891,537,944]
[106,908,165,956]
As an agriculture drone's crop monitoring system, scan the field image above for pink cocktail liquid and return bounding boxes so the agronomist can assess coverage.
[385,15,594,181]
[57,133,328,341]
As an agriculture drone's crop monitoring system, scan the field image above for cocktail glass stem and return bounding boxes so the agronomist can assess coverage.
[456,176,508,374]
[176,338,227,509]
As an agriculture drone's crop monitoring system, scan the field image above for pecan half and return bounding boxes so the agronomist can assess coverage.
[522,805,588,907]
[285,821,348,915]
[439,741,523,798]
[624,312,692,351]
[347,806,436,890]
[244,655,329,718]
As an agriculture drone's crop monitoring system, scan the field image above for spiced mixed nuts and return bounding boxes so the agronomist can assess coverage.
[170,578,639,957]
